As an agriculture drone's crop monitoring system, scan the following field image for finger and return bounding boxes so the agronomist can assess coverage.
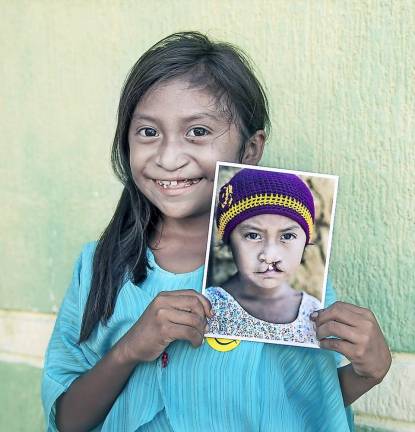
[312,302,364,328]
[155,292,203,314]
[167,309,207,337]
[319,337,356,359]
[159,290,213,317]
[311,301,366,320]
[334,301,373,316]
[168,322,204,347]
[316,320,360,343]
[169,295,207,320]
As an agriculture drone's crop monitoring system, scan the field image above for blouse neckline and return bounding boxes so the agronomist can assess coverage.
[214,286,307,326]
[147,248,205,277]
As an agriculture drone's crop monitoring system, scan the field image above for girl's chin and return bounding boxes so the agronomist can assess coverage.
[158,203,210,220]
[251,276,287,290]
[257,272,285,281]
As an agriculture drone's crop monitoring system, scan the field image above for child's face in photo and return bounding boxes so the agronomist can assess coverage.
[127,78,244,220]
[229,213,307,291]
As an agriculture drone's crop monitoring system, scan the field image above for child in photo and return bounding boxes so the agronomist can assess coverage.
[206,168,323,346]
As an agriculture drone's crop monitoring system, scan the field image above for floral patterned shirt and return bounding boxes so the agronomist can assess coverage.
[206,286,321,346]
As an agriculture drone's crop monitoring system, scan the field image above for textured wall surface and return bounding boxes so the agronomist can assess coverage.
[1,1,414,431]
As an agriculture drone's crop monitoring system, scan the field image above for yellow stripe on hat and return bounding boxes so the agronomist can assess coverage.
[217,193,313,240]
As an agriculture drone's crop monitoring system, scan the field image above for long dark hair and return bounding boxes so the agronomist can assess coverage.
[79,31,270,342]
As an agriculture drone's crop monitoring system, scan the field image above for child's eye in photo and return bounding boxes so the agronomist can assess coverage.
[244,232,262,240]
[187,127,210,137]
[137,127,158,137]
[281,232,297,241]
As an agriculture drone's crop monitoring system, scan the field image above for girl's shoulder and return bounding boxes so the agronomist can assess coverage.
[79,241,98,266]
[301,291,322,311]
[73,241,97,270]
[205,286,235,305]
[205,286,229,299]
[74,241,97,293]
[49,241,98,334]
[205,286,238,316]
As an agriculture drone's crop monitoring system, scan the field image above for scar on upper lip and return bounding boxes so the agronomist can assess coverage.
[262,263,283,272]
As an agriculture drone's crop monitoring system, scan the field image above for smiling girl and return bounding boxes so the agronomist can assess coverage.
[206,168,323,345]
[42,32,391,432]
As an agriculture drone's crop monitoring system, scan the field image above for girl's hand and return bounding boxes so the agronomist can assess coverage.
[311,301,392,383]
[118,289,213,364]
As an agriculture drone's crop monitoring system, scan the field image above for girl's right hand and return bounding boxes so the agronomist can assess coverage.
[118,289,213,364]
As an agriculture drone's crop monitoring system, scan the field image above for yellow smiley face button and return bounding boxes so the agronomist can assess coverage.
[206,337,241,352]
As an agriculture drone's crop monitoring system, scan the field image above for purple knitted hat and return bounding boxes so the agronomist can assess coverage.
[216,168,315,244]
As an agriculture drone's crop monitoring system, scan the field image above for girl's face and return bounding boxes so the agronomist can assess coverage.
[128,78,263,220]
[229,214,307,291]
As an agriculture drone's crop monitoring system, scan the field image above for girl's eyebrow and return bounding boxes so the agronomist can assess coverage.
[131,114,157,122]
[238,224,300,233]
[183,112,221,122]
[280,225,300,232]
[238,223,264,231]
[131,112,221,123]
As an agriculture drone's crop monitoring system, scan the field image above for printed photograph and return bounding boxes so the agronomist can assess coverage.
[203,162,338,348]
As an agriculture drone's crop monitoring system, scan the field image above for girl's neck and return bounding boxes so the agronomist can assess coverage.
[223,274,302,324]
[224,273,294,301]
[149,212,210,274]
[152,212,210,246]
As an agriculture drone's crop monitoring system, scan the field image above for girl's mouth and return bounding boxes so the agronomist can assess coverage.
[258,263,283,274]
[154,178,202,189]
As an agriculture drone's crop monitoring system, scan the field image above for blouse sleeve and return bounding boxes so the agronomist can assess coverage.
[324,277,337,309]
[324,277,347,368]
[325,277,355,430]
[41,244,97,431]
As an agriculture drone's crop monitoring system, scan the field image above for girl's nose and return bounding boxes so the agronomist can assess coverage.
[156,137,189,171]
[258,244,282,264]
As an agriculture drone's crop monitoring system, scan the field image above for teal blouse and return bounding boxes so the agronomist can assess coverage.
[42,243,354,431]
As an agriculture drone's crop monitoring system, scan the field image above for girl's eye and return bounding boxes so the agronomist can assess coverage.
[281,233,297,241]
[187,127,209,137]
[137,127,158,137]
[244,232,261,240]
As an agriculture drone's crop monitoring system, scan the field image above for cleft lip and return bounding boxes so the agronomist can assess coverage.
[257,264,283,274]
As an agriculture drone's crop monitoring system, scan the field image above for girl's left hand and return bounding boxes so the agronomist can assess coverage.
[311,301,392,383]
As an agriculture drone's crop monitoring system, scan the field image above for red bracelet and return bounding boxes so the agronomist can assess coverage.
[161,351,169,368]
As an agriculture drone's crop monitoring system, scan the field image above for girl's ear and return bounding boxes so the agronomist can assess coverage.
[240,130,266,165]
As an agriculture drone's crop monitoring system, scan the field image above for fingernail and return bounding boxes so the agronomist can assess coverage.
[205,324,209,332]
[210,309,214,317]
[310,312,318,320]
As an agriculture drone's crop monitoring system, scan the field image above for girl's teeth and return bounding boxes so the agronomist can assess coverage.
[156,178,201,189]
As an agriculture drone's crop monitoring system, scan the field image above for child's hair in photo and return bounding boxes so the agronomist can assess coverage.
[207,165,336,301]
[80,32,271,342]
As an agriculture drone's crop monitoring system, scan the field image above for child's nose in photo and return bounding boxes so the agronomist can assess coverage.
[258,248,282,263]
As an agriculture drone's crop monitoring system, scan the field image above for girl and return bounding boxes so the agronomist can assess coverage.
[42,32,391,432]
[206,168,322,346]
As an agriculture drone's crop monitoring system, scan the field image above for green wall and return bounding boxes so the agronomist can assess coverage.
[0,363,43,431]
[1,1,414,431]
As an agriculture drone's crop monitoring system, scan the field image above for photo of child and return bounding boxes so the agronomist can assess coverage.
[203,162,338,348]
